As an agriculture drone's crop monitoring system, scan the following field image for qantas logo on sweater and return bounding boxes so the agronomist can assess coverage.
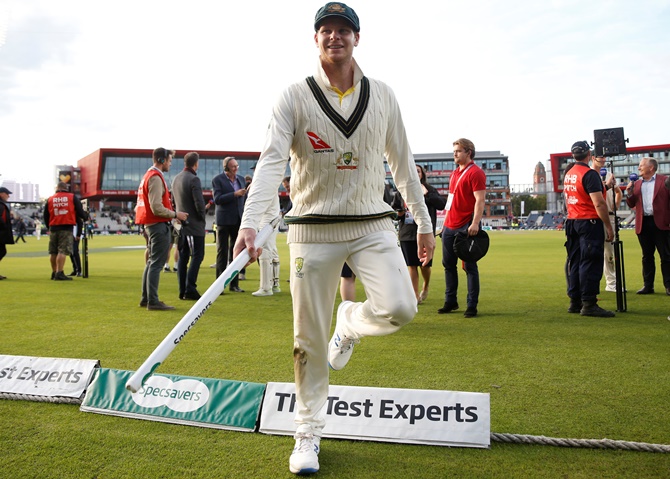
[307,132,334,153]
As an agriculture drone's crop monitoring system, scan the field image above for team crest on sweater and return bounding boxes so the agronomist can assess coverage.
[336,152,358,170]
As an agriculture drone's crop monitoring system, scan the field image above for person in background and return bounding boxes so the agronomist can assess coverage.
[232,3,434,474]
[68,215,84,276]
[14,217,27,243]
[438,138,486,318]
[625,157,670,295]
[135,147,189,310]
[44,182,89,281]
[590,155,622,292]
[172,152,207,301]
[393,165,446,303]
[33,218,43,240]
[212,156,247,293]
[563,141,614,317]
[0,186,15,280]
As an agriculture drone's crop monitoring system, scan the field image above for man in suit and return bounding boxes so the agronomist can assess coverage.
[212,156,247,293]
[625,157,670,295]
[172,152,207,300]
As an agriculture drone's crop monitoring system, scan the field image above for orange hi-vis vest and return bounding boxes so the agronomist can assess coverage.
[47,192,76,226]
[135,168,172,225]
[563,163,603,220]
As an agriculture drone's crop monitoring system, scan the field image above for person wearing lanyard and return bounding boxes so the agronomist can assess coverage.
[438,138,487,318]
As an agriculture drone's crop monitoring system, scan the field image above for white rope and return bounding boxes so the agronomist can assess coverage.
[0,392,82,405]
[492,432,670,453]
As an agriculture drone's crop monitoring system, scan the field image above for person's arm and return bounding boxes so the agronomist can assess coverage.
[234,87,294,263]
[192,177,206,221]
[74,196,89,222]
[467,190,486,236]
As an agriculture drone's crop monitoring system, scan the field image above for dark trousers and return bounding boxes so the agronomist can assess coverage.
[216,223,240,289]
[565,219,605,303]
[441,224,480,308]
[178,234,205,296]
[0,243,6,262]
[70,238,81,273]
[637,216,670,289]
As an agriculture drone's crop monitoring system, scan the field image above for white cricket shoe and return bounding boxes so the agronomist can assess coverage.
[272,285,281,293]
[289,426,320,475]
[252,289,273,297]
[328,301,360,371]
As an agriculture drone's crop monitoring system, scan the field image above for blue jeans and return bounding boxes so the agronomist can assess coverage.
[141,222,171,305]
[441,224,480,308]
[178,234,205,296]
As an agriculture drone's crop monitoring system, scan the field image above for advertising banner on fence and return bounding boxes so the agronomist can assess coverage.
[259,382,490,448]
[0,354,99,400]
[80,368,265,432]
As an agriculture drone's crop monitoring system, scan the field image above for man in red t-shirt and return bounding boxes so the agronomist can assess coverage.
[438,138,486,317]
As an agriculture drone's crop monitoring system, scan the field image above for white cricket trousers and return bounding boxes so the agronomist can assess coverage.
[289,230,417,433]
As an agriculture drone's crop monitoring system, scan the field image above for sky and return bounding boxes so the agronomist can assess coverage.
[1,0,669,197]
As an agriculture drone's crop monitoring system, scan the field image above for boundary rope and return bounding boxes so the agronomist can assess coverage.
[492,432,670,453]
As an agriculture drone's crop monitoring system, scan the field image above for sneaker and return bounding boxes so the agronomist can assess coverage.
[289,426,320,475]
[54,272,73,281]
[50,272,55,280]
[239,273,246,280]
[68,271,77,276]
[139,300,148,307]
[252,289,273,297]
[328,301,359,371]
[182,291,202,301]
[172,267,178,272]
[463,306,478,318]
[580,303,615,318]
[272,285,281,293]
[164,266,171,272]
[147,301,175,311]
[0,275,6,280]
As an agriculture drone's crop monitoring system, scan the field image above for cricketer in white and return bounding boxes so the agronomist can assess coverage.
[233,2,434,474]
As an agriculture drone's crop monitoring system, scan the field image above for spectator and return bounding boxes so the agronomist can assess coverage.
[438,138,486,317]
[44,182,89,281]
[135,147,189,310]
[393,165,446,303]
[68,216,84,277]
[14,217,27,243]
[172,152,207,301]
[0,187,15,279]
[33,218,43,240]
[212,156,247,293]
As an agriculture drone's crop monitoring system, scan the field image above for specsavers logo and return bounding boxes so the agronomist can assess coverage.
[131,375,210,412]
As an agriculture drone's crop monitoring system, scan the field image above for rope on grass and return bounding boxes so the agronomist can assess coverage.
[0,392,83,405]
[491,432,670,453]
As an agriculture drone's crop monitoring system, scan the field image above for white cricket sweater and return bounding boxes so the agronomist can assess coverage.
[241,59,431,243]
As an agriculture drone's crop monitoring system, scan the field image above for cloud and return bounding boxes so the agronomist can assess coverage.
[0,12,77,114]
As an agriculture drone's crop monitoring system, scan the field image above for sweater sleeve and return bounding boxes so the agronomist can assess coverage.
[240,88,294,231]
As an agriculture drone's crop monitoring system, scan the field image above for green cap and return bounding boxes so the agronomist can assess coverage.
[314,2,360,32]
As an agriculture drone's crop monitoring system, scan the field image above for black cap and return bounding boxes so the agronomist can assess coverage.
[453,230,490,263]
[0,186,12,195]
[571,140,591,156]
[315,2,360,32]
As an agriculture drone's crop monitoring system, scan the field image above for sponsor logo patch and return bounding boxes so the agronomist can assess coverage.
[307,132,334,153]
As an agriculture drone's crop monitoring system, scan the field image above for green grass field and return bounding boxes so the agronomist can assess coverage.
[1,230,669,478]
